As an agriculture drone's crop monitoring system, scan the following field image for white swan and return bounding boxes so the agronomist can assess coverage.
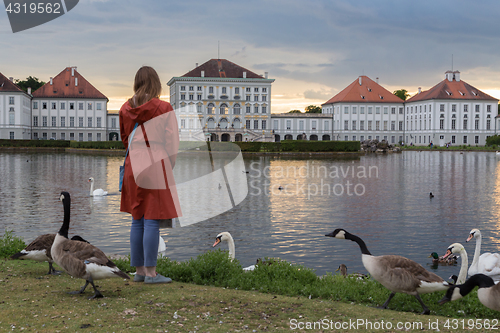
[442,243,468,284]
[88,177,108,196]
[326,229,448,315]
[466,229,500,282]
[212,232,256,271]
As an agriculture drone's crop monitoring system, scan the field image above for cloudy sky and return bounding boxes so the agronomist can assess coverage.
[2,0,500,112]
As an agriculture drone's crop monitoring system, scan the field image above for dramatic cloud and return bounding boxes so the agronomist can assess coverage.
[1,0,499,111]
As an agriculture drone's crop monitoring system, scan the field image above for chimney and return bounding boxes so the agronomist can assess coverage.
[243,71,247,78]
[27,87,31,95]
[376,77,379,84]
[201,70,205,77]
[196,63,198,67]
[359,76,362,86]
[9,77,13,82]
[265,72,268,79]
[418,87,421,94]
[50,77,53,85]
[75,77,78,86]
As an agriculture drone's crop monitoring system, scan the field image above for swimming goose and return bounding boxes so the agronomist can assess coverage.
[441,243,468,284]
[51,192,129,299]
[466,229,500,282]
[11,234,89,275]
[88,177,108,196]
[439,274,500,311]
[326,229,448,315]
[212,232,256,271]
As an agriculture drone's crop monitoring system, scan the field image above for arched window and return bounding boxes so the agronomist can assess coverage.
[233,118,241,129]
[220,118,228,129]
[207,118,215,129]
[234,103,240,115]
[207,103,215,115]
[220,103,228,115]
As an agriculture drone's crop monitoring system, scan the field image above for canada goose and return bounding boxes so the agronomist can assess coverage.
[325,229,448,314]
[88,177,108,196]
[212,232,256,271]
[439,274,500,311]
[428,252,457,265]
[429,192,434,198]
[449,275,458,284]
[51,192,129,299]
[336,264,367,279]
[441,243,468,284]
[11,234,89,275]
[466,229,500,282]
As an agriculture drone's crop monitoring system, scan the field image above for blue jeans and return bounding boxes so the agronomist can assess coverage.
[130,217,159,267]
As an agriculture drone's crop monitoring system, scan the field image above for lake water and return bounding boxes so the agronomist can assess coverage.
[1,150,499,280]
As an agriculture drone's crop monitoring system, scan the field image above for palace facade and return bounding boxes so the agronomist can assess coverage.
[1,61,499,146]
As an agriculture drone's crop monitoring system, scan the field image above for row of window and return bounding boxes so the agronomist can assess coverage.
[343,120,404,131]
[342,106,403,115]
[281,120,330,131]
[407,135,485,145]
[33,101,103,111]
[437,119,492,130]
[33,116,102,128]
[32,132,102,141]
[180,86,267,94]
[180,93,267,102]
[178,103,268,114]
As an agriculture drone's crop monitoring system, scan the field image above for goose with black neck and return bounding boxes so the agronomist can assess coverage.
[326,228,448,315]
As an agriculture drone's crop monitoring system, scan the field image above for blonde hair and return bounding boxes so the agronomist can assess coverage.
[129,66,162,108]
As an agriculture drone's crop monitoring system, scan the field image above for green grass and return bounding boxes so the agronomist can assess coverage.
[2,230,498,332]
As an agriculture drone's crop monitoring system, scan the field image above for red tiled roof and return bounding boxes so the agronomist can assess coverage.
[0,72,25,93]
[32,67,108,100]
[406,78,498,103]
[322,76,404,105]
[181,59,264,79]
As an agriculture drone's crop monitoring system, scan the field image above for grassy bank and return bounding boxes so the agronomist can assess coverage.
[2,231,497,332]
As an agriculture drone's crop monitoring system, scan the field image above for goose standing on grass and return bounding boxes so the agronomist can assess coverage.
[441,243,468,284]
[212,232,256,271]
[51,192,129,299]
[88,177,108,196]
[326,229,448,315]
[439,274,500,311]
[11,234,89,275]
[466,229,500,282]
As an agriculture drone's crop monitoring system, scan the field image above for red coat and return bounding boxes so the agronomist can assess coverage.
[119,98,181,220]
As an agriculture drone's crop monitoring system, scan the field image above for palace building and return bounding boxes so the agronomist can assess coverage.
[1,63,499,146]
[321,76,405,144]
[0,73,32,139]
[167,59,275,142]
[31,67,108,141]
[404,71,498,146]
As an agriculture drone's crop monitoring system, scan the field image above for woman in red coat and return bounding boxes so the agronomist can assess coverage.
[120,66,181,284]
